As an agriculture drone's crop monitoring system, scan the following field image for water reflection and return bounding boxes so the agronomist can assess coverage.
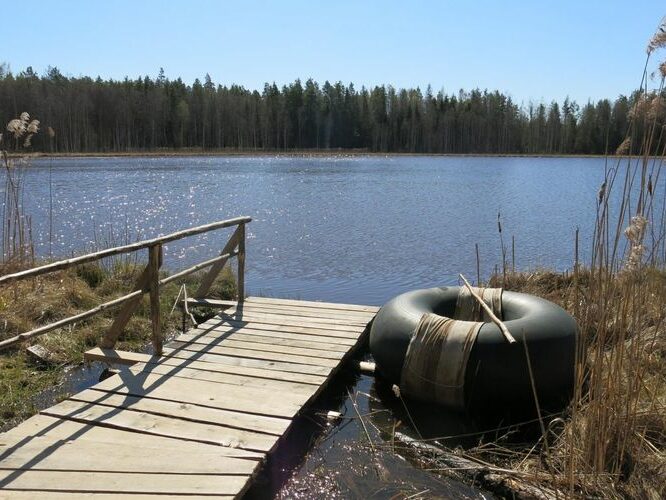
[10,155,643,305]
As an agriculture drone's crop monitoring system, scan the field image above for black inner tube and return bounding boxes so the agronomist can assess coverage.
[369,286,578,414]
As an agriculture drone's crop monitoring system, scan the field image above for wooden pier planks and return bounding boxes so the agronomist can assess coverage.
[0,297,377,498]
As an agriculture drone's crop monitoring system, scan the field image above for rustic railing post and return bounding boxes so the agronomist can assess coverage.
[237,223,246,302]
[194,225,241,299]
[148,244,163,355]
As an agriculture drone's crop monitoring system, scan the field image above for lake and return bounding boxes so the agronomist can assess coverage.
[6,153,656,497]
[16,155,614,305]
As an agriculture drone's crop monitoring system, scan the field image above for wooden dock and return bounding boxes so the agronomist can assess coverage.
[0,296,378,498]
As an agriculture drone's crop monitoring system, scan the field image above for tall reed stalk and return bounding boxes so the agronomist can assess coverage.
[1,113,40,269]
[543,21,666,498]
[476,21,666,499]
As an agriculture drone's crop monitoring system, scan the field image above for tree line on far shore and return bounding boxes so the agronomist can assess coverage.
[0,65,637,155]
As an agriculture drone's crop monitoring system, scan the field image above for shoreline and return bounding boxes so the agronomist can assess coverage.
[20,149,627,159]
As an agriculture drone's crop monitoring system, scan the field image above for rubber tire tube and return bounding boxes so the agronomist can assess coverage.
[369,286,578,412]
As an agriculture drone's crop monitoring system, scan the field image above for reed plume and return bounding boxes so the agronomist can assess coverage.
[474,18,666,499]
[548,18,666,498]
[646,16,666,54]
[1,112,40,267]
[615,137,631,155]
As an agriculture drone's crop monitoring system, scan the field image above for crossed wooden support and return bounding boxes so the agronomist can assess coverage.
[101,224,246,355]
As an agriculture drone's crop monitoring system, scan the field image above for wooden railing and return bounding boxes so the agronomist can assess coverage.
[0,216,251,354]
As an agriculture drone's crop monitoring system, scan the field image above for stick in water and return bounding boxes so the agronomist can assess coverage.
[459,273,516,344]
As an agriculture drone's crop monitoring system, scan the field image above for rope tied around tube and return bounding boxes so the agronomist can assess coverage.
[399,286,503,410]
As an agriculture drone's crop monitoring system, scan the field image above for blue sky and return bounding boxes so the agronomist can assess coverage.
[4,1,665,104]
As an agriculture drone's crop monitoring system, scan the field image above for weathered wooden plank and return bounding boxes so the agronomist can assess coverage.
[83,348,151,366]
[83,349,328,385]
[199,317,362,339]
[213,304,371,324]
[0,470,248,495]
[190,324,359,345]
[166,340,342,367]
[69,389,291,436]
[84,347,334,376]
[41,399,278,453]
[174,330,350,359]
[239,299,376,315]
[239,298,378,316]
[127,362,319,396]
[223,307,374,326]
[148,355,329,384]
[160,347,334,377]
[0,435,257,474]
[189,299,376,321]
[25,345,56,365]
[246,296,380,312]
[90,370,310,416]
[218,309,371,329]
[233,301,376,321]
[180,329,351,352]
[0,415,258,460]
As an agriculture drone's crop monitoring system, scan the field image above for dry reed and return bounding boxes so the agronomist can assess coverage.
[1,112,39,269]
[473,22,666,498]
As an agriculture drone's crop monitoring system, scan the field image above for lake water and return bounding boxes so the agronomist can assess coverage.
[15,155,618,305]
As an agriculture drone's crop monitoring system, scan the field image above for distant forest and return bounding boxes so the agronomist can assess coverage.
[0,65,634,154]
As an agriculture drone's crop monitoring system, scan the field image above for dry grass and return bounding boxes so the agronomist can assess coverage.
[486,268,665,499]
[426,23,666,499]
[464,24,666,497]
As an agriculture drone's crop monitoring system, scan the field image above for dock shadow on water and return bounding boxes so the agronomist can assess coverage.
[245,356,495,499]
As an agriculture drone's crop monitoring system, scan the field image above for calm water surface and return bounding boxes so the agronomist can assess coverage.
[19,155,612,305]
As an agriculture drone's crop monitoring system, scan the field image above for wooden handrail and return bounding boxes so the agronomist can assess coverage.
[0,216,251,286]
[0,289,144,350]
[0,217,250,352]
[0,250,240,351]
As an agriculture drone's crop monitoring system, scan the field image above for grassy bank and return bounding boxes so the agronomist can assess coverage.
[481,269,665,498]
[0,260,236,431]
